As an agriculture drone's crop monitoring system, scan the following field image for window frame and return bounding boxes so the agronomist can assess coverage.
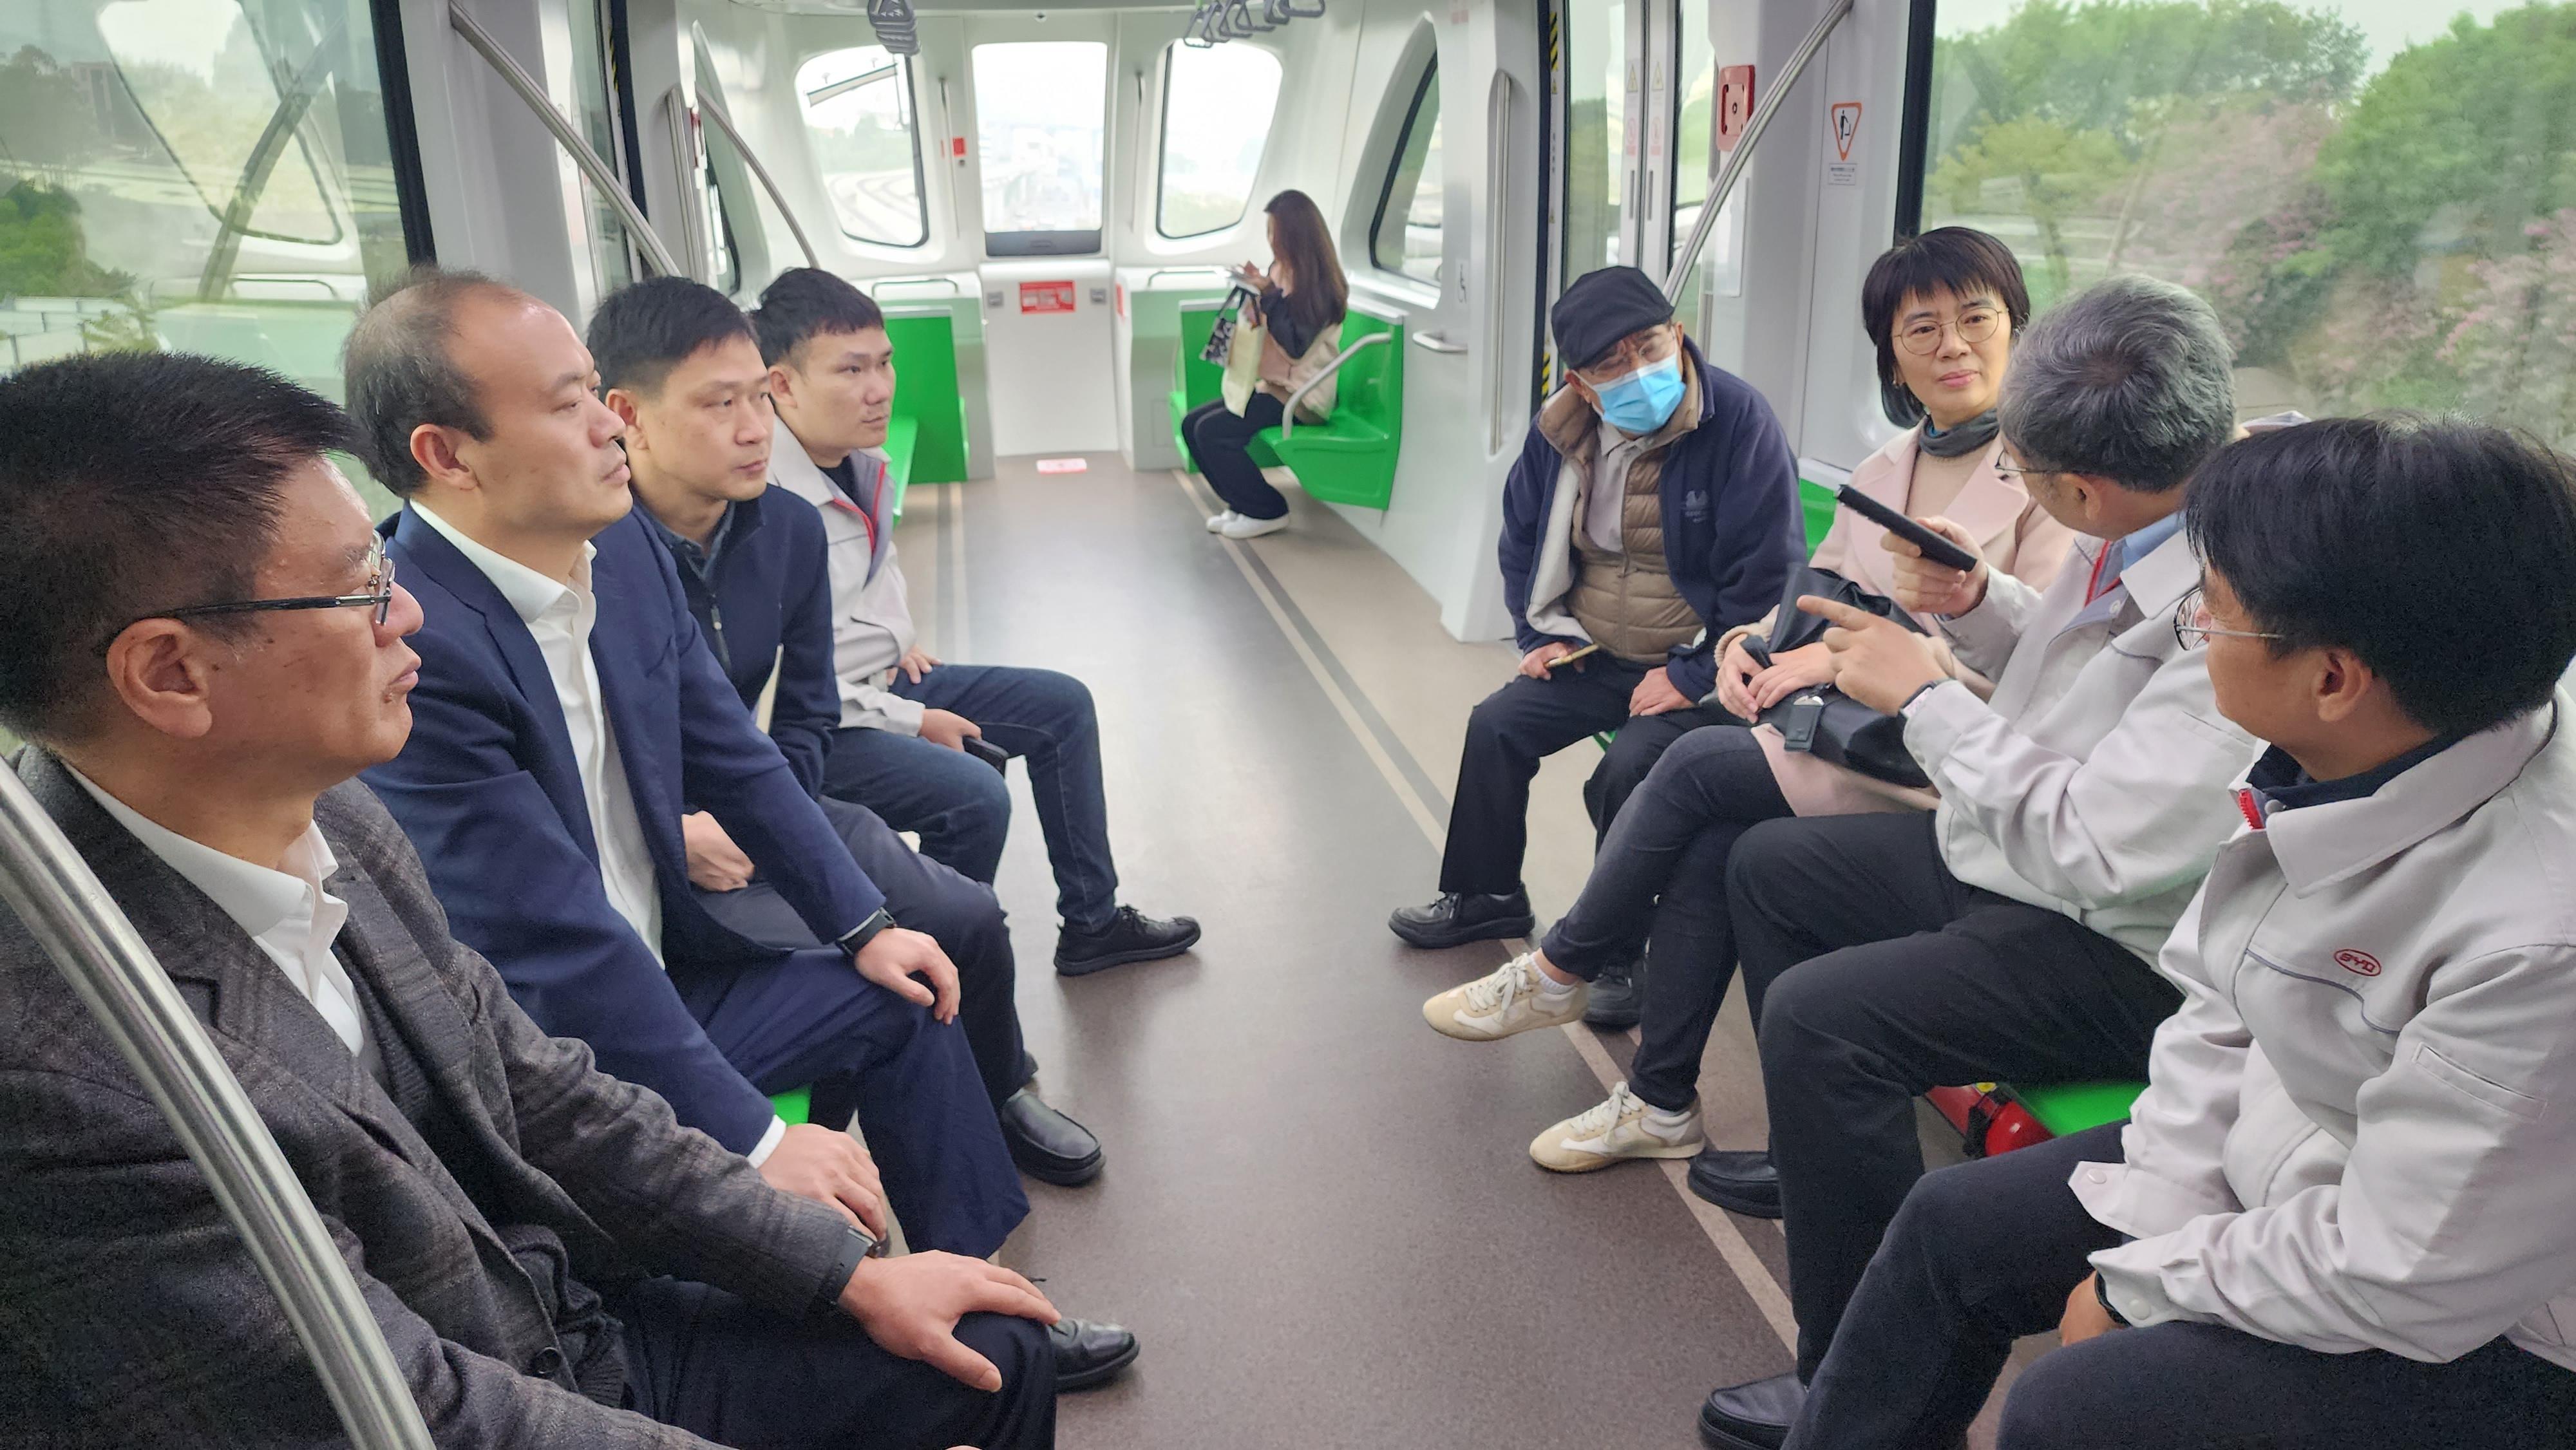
[1889,0,1939,240]
[796,46,933,250]
[1153,41,1282,242]
[972,39,1110,259]
[1368,60,1442,279]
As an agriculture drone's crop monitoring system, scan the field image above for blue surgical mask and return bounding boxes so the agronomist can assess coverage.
[1591,353,1687,434]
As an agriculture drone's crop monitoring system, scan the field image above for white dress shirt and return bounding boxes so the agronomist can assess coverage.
[413,504,665,961]
[71,768,381,1082]
[411,507,785,1166]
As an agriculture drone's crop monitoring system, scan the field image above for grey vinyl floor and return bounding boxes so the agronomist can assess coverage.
[893,456,2032,1450]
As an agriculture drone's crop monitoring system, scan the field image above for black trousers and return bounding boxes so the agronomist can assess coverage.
[693,795,1034,1111]
[1539,726,1792,1111]
[1788,1124,2576,1450]
[1182,393,1289,518]
[616,1277,1054,1450]
[1726,811,2182,1378]
[1439,659,1739,897]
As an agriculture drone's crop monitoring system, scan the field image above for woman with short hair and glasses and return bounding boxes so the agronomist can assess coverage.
[1416,230,2074,1183]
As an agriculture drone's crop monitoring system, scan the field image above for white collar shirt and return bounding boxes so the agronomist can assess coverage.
[412,504,666,964]
[70,768,381,1082]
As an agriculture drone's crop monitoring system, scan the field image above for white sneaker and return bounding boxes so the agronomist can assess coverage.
[1530,1082,1705,1172]
[1220,513,1289,540]
[1423,952,1588,1041]
[1205,510,1239,532]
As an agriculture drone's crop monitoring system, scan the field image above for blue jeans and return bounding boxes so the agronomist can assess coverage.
[825,663,1120,931]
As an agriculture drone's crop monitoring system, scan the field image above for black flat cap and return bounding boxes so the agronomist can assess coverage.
[1551,266,1675,373]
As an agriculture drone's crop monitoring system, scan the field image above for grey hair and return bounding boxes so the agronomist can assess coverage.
[1997,274,2236,494]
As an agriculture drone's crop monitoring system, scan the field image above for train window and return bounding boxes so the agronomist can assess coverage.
[567,0,638,294]
[0,0,416,404]
[973,41,1108,255]
[799,45,929,249]
[1563,0,1625,278]
[1369,64,1443,283]
[1916,1,2575,435]
[1157,42,1283,239]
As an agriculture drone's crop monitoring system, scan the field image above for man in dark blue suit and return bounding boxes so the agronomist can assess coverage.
[344,268,1133,1386]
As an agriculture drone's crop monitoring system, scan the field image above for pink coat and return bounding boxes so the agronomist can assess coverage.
[1737,428,2076,817]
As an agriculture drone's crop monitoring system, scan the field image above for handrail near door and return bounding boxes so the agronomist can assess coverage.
[0,766,435,1450]
[1663,0,1854,300]
[694,86,821,269]
[447,0,683,278]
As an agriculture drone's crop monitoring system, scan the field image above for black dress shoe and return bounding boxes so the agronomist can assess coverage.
[999,1089,1103,1186]
[1582,955,1645,1029]
[1055,906,1202,976]
[1050,1316,1140,1391]
[1698,1372,1804,1450]
[1687,1146,1781,1218]
[1388,890,1536,949]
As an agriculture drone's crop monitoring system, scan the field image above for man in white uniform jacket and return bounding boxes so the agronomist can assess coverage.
[1783,416,2576,1450]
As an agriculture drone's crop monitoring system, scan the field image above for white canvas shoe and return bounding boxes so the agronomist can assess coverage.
[1530,1082,1705,1172]
[1220,513,1290,540]
[1423,952,1588,1042]
[1206,510,1239,532]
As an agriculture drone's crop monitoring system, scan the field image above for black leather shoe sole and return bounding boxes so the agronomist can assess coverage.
[1009,1133,1104,1187]
[1055,1330,1141,1392]
[1687,1158,1782,1219]
[1698,1404,1788,1450]
[1387,910,1537,950]
[1054,920,1202,976]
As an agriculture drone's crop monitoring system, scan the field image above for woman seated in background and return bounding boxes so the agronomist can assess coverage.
[1184,187,1348,540]
[1418,227,2073,1184]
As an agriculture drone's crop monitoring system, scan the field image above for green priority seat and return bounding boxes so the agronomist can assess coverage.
[1171,307,1408,509]
[2010,1079,2147,1138]
[878,307,970,521]
[771,1085,812,1127]
[1795,477,1839,554]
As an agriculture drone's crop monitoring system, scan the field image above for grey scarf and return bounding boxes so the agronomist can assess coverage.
[1918,410,1999,459]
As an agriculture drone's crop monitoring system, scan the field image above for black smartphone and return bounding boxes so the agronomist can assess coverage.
[1833,484,1980,572]
[963,736,1009,776]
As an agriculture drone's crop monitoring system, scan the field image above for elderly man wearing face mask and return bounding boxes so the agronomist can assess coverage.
[1390,265,1803,959]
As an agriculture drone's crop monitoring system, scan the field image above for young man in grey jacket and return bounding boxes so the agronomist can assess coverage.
[1784,416,2576,1450]
[751,268,1198,978]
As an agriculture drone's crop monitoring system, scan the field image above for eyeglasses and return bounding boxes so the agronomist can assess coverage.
[1993,461,2060,487]
[102,540,399,652]
[1896,307,2002,355]
[1575,326,1680,382]
[2173,586,2285,650]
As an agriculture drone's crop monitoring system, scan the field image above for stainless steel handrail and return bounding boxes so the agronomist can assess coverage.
[447,0,683,278]
[1663,0,1854,300]
[695,85,821,270]
[0,765,434,1450]
[1278,330,1390,439]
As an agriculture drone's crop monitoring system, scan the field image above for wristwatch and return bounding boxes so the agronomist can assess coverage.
[835,907,895,958]
[812,1223,884,1320]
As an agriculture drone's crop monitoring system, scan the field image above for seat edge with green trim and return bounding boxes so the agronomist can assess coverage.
[1261,309,1405,509]
[771,1086,812,1127]
[2010,1080,2146,1138]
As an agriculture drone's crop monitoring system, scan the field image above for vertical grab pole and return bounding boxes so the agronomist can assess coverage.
[1662,0,1853,301]
[0,767,434,1450]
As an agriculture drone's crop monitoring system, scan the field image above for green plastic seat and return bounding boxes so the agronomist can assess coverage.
[877,308,970,518]
[771,1085,812,1127]
[1796,478,1839,554]
[1265,310,1405,509]
[2011,1080,2146,1138]
[880,416,919,521]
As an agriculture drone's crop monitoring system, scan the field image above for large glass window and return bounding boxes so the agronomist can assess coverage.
[1918,0,2573,437]
[798,44,928,248]
[972,41,1106,253]
[0,0,415,402]
[1563,0,1625,279]
[1158,42,1283,238]
[1370,64,1443,283]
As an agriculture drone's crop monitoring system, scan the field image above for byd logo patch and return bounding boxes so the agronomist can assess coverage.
[2333,948,2383,978]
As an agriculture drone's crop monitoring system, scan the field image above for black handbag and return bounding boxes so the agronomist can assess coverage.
[1748,565,1932,789]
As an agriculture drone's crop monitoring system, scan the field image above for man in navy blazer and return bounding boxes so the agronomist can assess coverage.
[583,276,1115,1201]
[345,269,1032,1262]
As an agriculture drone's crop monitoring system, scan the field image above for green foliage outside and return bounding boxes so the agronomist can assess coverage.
[1924,2,2576,444]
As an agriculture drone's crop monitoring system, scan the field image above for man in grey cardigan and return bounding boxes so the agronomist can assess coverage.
[0,352,1056,1447]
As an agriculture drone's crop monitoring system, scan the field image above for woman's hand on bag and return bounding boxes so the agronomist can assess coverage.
[1747,643,1837,712]
[1715,637,1764,719]
[1880,514,1990,617]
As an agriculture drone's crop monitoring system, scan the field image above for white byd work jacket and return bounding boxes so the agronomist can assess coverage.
[1900,523,2261,961]
[2079,697,2576,1369]
[768,425,925,737]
